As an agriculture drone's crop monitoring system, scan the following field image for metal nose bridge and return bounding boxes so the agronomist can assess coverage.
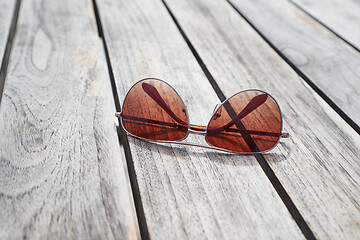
[189,124,207,134]
[187,103,221,135]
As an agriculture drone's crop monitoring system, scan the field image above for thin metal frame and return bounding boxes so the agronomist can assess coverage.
[116,78,289,154]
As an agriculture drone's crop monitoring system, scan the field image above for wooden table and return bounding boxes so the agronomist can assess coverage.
[0,0,359,239]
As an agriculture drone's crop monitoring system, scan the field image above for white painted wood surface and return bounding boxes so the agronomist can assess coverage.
[228,0,360,126]
[0,0,15,61]
[164,0,360,238]
[291,0,360,50]
[0,0,139,239]
[96,0,305,239]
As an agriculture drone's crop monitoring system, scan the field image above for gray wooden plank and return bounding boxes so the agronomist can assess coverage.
[226,0,360,127]
[0,0,15,62]
[164,0,360,238]
[0,0,139,239]
[291,0,360,50]
[96,0,305,239]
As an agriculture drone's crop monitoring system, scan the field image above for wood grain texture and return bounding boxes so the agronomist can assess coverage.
[96,0,304,239]
[164,0,360,238]
[227,0,360,126]
[0,0,139,239]
[0,0,15,61]
[291,0,360,50]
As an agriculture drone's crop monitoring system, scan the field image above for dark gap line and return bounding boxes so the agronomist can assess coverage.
[166,3,227,102]
[226,0,359,135]
[92,1,150,239]
[288,0,360,53]
[92,0,103,38]
[254,154,317,240]
[161,0,317,239]
[0,0,21,105]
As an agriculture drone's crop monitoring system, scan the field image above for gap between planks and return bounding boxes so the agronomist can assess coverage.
[225,0,360,134]
[162,0,360,238]
[288,0,360,53]
[0,0,140,238]
[225,0,360,135]
[92,0,150,239]
[161,1,316,239]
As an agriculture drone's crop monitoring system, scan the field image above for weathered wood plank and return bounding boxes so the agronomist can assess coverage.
[291,0,360,50]
[164,0,360,238]
[0,0,15,61]
[96,0,305,239]
[0,0,139,239]
[226,0,360,127]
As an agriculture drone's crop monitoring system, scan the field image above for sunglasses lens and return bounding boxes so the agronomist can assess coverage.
[206,90,282,153]
[121,79,188,141]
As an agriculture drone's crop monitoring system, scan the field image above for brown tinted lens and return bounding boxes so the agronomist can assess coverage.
[121,79,188,141]
[206,90,282,153]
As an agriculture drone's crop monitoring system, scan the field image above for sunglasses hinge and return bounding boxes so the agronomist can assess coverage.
[280,132,290,138]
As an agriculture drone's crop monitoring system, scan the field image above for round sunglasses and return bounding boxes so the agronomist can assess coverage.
[115,78,289,154]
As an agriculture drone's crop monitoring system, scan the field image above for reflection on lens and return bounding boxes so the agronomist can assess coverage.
[206,90,282,153]
[121,79,189,141]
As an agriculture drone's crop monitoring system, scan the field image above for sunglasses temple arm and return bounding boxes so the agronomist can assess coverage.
[142,82,187,125]
[157,140,235,153]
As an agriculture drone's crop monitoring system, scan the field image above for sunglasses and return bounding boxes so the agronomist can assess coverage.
[115,78,289,154]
